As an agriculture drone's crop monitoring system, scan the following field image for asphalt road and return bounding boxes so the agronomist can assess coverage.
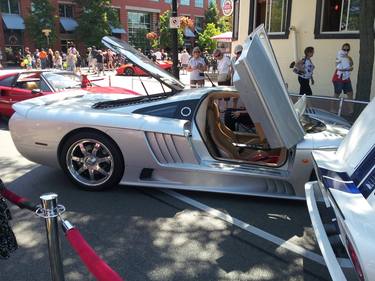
[0,116,339,281]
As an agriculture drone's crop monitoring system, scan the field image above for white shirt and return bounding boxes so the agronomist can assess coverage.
[336,50,352,80]
[298,58,314,80]
[217,55,231,81]
[180,52,190,65]
[154,51,162,60]
[188,57,206,80]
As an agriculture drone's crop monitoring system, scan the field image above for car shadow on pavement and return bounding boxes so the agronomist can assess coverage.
[3,165,332,281]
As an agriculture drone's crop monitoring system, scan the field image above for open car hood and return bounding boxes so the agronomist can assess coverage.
[102,36,185,92]
[233,25,305,149]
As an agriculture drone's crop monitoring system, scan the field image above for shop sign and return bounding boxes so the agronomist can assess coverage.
[222,0,234,17]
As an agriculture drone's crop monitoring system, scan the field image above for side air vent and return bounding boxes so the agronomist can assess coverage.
[145,132,197,164]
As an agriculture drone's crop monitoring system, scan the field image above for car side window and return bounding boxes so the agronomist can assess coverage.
[40,79,50,92]
[0,76,15,87]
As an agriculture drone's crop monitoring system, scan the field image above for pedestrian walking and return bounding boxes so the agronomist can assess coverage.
[66,49,76,72]
[332,43,354,100]
[213,49,231,86]
[180,49,190,75]
[39,48,47,69]
[294,46,315,95]
[187,47,207,88]
[230,44,243,83]
[53,51,63,69]
[96,50,105,76]
[47,48,54,68]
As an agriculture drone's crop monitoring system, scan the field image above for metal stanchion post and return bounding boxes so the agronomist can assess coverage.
[39,193,65,281]
[338,97,344,116]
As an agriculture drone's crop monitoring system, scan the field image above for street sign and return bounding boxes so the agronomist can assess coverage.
[169,17,180,29]
[222,0,234,17]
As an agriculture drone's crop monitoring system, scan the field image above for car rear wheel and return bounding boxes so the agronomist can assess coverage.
[124,67,134,76]
[60,131,124,191]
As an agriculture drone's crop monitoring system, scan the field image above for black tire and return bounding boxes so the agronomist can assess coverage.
[124,67,134,76]
[60,131,124,191]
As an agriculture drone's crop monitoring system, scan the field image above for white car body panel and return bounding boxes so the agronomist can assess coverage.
[306,98,375,281]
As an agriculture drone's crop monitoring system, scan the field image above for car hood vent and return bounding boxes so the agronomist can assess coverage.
[92,94,170,109]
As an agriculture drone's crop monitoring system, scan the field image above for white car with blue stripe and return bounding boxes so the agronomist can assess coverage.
[306,97,375,281]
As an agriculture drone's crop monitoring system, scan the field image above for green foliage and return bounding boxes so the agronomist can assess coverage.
[204,1,220,25]
[218,15,232,32]
[25,0,57,48]
[132,29,149,50]
[197,23,220,53]
[158,10,184,50]
[74,0,121,47]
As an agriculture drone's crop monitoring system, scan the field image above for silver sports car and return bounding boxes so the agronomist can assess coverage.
[9,26,349,199]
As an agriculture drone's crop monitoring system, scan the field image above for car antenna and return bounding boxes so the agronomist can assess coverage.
[138,76,150,99]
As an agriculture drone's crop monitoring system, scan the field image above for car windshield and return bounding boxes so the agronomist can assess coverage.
[44,72,81,90]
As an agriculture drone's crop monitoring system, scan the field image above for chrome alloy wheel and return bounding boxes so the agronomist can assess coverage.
[66,139,114,187]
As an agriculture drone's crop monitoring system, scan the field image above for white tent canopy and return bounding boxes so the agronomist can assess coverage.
[211,31,233,42]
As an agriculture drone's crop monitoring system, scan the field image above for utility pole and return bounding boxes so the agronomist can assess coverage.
[171,0,179,79]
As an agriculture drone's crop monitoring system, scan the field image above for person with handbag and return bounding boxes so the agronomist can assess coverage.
[294,46,315,95]
[213,48,232,86]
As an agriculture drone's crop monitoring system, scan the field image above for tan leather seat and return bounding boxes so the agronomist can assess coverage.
[206,104,239,158]
[211,102,260,145]
[26,81,39,91]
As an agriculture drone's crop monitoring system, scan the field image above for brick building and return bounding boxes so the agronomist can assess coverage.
[0,0,222,65]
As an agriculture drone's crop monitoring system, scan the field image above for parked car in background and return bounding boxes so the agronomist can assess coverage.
[9,26,349,196]
[306,98,375,281]
[116,60,172,76]
[0,70,140,118]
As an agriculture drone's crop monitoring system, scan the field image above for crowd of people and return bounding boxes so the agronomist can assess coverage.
[17,44,120,76]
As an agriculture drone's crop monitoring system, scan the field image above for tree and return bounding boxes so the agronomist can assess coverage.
[25,0,57,48]
[204,1,220,25]
[158,10,184,50]
[197,23,221,53]
[355,0,375,104]
[74,0,120,47]
[218,15,232,32]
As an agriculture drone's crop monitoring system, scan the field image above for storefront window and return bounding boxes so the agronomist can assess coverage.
[128,11,152,50]
[59,4,74,18]
[254,0,290,33]
[195,0,204,7]
[321,0,359,32]
[0,0,20,14]
[195,16,204,32]
[315,0,360,38]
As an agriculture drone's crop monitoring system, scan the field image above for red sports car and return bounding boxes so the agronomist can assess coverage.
[0,70,140,118]
[116,60,173,76]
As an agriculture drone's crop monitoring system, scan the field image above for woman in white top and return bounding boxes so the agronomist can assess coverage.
[187,47,207,88]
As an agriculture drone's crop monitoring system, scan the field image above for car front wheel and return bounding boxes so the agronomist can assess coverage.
[60,131,124,191]
[124,67,134,76]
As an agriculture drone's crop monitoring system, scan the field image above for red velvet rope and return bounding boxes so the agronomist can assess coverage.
[66,228,124,281]
[0,188,28,205]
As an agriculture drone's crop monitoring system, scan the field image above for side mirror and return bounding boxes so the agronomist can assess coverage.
[31,89,42,94]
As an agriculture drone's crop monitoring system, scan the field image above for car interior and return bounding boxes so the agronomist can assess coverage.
[196,92,288,167]
[15,73,41,91]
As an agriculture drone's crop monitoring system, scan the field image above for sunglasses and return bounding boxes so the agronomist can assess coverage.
[343,48,350,51]
[236,51,242,55]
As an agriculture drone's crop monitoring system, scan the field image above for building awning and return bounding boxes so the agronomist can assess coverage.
[184,27,195,38]
[111,25,126,34]
[60,17,78,32]
[2,14,25,30]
